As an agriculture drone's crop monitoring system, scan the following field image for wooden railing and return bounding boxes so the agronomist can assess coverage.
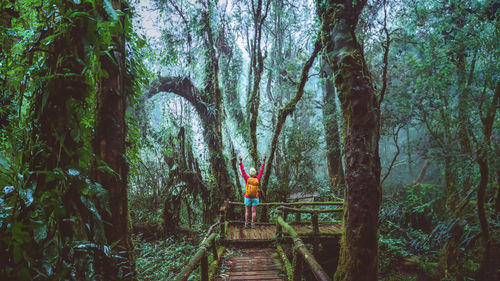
[173,201,228,281]
[227,200,343,224]
[174,200,342,281]
[276,214,331,281]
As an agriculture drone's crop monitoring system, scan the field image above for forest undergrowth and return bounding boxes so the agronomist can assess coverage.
[134,234,200,281]
[378,183,500,281]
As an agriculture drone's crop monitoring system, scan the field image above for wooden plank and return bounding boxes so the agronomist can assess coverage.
[229,263,278,268]
[234,226,242,240]
[260,226,269,239]
[264,226,275,238]
[229,266,280,271]
[249,227,256,239]
[229,274,283,280]
[231,256,272,260]
[229,270,280,276]
[256,226,264,240]
[215,247,284,281]
[230,258,275,262]
[241,227,248,240]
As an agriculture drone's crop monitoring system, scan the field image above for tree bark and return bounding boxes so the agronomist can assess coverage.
[148,77,236,203]
[149,1,236,207]
[475,81,499,280]
[414,160,430,184]
[25,1,103,278]
[317,1,381,280]
[94,1,135,278]
[248,0,271,169]
[320,57,344,195]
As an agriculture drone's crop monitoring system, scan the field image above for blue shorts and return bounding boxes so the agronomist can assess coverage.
[244,197,259,206]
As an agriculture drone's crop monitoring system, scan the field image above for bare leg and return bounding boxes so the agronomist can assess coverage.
[252,206,257,223]
[245,206,251,223]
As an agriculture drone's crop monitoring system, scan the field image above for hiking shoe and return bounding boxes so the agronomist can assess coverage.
[251,223,255,229]
[244,222,249,229]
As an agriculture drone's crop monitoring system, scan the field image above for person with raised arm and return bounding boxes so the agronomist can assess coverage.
[238,155,266,229]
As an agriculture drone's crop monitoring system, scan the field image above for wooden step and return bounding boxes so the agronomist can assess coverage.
[216,247,284,281]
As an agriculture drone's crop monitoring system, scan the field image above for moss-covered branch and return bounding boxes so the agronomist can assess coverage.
[276,244,293,281]
[277,216,332,281]
[174,232,218,281]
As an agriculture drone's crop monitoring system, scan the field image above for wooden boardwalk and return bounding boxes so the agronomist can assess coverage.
[174,201,344,281]
[216,248,284,281]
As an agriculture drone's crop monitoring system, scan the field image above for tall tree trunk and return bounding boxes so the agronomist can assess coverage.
[495,141,500,213]
[248,0,271,169]
[475,81,499,280]
[217,23,249,152]
[317,1,381,280]
[25,2,101,278]
[320,57,344,196]
[94,1,135,279]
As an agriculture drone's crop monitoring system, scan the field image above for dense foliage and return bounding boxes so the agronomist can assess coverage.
[1,0,499,280]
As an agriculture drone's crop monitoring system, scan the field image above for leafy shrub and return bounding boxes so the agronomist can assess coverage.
[135,235,200,281]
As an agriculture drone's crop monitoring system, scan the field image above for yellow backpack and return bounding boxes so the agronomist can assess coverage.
[245,177,259,198]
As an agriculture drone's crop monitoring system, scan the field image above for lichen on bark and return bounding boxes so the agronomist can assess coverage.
[316,1,381,280]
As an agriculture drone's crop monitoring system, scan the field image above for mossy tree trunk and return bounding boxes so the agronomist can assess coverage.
[217,22,246,197]
[247,0,271,170]
[148,2,236,207]
[475,81,499,280]
[320,57,344,196]
[148,77,236,205]
[26,1,100,277]
[317,1,381,280]
[94,1,135,279]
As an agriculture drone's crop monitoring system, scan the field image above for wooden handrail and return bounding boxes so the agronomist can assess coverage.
[202,221,220,242]
[174,200,229,281]
[227,201,343,206]
[174,232,218,281]
[278,206,343,213]
[277,216,332,281]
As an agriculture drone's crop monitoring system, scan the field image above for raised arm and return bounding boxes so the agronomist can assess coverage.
[239,156,249,182]
[257,156,266,181]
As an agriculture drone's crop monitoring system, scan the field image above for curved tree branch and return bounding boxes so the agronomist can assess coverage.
[148,76,206,115]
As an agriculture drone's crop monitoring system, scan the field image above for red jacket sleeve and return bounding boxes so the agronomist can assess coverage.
[257,160,265,181]
[239,161,248,183]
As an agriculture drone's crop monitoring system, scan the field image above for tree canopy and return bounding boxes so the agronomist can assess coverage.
[0,0,498,280]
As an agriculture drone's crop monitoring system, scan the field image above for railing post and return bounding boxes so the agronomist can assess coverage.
[292,246,303,281]
[201,251,208,281]
[276,208,283,240]
[211,240,218,260]
[312,212,319,257]
[295,212,301,223]
[220,200,228,240]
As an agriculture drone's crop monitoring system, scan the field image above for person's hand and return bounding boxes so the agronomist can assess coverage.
[238,156,242,162]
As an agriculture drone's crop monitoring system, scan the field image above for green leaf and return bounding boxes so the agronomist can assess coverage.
[0,155,9,170]
[34,224,48,244]
[103,0,118,21]
[80,195,102,221]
